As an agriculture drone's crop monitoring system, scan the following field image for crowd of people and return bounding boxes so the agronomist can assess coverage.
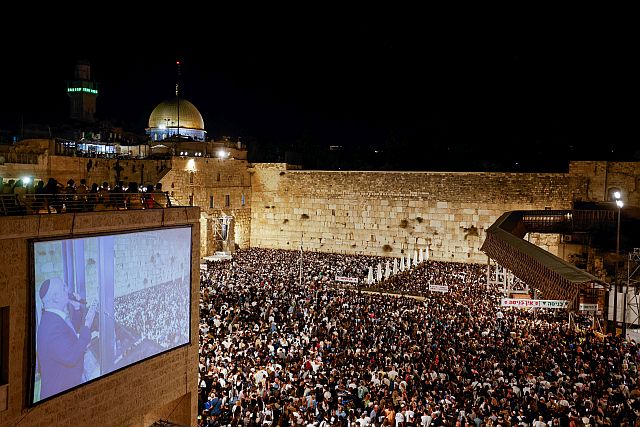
[115,279,190,349]
[197,248,640,427]
[366,260,488,297]
[0,177,169,215]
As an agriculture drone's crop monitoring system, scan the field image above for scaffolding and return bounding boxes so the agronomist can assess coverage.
[622,249,640,334]
[486,256,529,297]
[207,214,234,254]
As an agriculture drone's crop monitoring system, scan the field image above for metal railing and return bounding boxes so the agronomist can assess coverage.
[0,192,174,216]
[521,209,618,234]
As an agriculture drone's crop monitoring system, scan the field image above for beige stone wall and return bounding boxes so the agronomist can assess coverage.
[0,154,49,182]
[250,165,589,263]
[7,155,639,265]
[232,208,252,249]
[0,208,200,427]
[1,154,171,189]
[160,157,252,256]
[569,161,640,206]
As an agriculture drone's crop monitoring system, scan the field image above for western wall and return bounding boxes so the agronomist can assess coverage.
[4,145,639,264]
[248,161,640,264]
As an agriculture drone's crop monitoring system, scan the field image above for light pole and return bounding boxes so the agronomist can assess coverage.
[612,191,623,335]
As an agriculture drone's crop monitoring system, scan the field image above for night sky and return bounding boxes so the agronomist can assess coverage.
[0,15,635,171]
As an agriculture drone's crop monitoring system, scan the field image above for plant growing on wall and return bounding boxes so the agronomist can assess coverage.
[463,225,479,239]
[283,219,289,224]
[416,217,423,223]
[301,213,310,219]
[399,219,409,228]
[382,244,393,252]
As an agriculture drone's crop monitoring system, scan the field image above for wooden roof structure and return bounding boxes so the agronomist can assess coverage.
[481,211,607,309]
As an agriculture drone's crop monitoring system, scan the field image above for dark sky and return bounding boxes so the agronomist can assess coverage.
[0,14,635,171]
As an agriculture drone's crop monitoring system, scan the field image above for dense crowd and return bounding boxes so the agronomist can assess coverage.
[115,279,190,348]
[1,177,169,215]
[367,260,487,298]
[198,248,640,427]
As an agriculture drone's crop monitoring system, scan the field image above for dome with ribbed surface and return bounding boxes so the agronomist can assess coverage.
[148,98,204,130]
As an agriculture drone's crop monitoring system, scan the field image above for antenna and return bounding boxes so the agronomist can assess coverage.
[175,61,180,97]
[176,61,180,137]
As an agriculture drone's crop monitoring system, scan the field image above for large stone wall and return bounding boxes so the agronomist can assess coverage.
[1,153,171,189]
[161,157,252,256]
[250,165,589,263]
[0,208,200,426]
[6,153,640,264]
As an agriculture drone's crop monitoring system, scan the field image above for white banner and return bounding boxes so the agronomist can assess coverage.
[429,284,449,293]
[579,303,598,312]
[501,299,568,309]
[335,276,359,284]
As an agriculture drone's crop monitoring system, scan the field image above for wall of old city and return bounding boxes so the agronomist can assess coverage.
[0,208,200,426]
[250,164,590,263]
[160,157,252,255]
[1,153,171,189]
[6,150,640,264]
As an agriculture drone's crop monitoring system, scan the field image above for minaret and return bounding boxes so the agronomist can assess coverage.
[67,60,98,122]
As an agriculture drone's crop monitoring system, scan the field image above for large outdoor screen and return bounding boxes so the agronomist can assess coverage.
[30,226,192,404]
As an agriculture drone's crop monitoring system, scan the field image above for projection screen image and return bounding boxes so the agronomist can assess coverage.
[31,227,191,404]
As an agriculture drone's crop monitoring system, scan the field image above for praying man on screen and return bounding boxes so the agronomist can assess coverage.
[37,277,97,400]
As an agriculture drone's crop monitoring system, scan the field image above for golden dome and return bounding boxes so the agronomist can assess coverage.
[148,98,204,130]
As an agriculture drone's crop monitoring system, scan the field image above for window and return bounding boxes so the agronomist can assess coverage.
[189,194,194,206]
[241,193,245,206]
[209,195,214,209]
[1,306,8,385]
[189,172,194,185]
[225,194,230,207]
[240,175,244,186]
[216,172,220,182]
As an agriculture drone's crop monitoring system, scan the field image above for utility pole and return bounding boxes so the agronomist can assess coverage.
[612,192,623,335]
